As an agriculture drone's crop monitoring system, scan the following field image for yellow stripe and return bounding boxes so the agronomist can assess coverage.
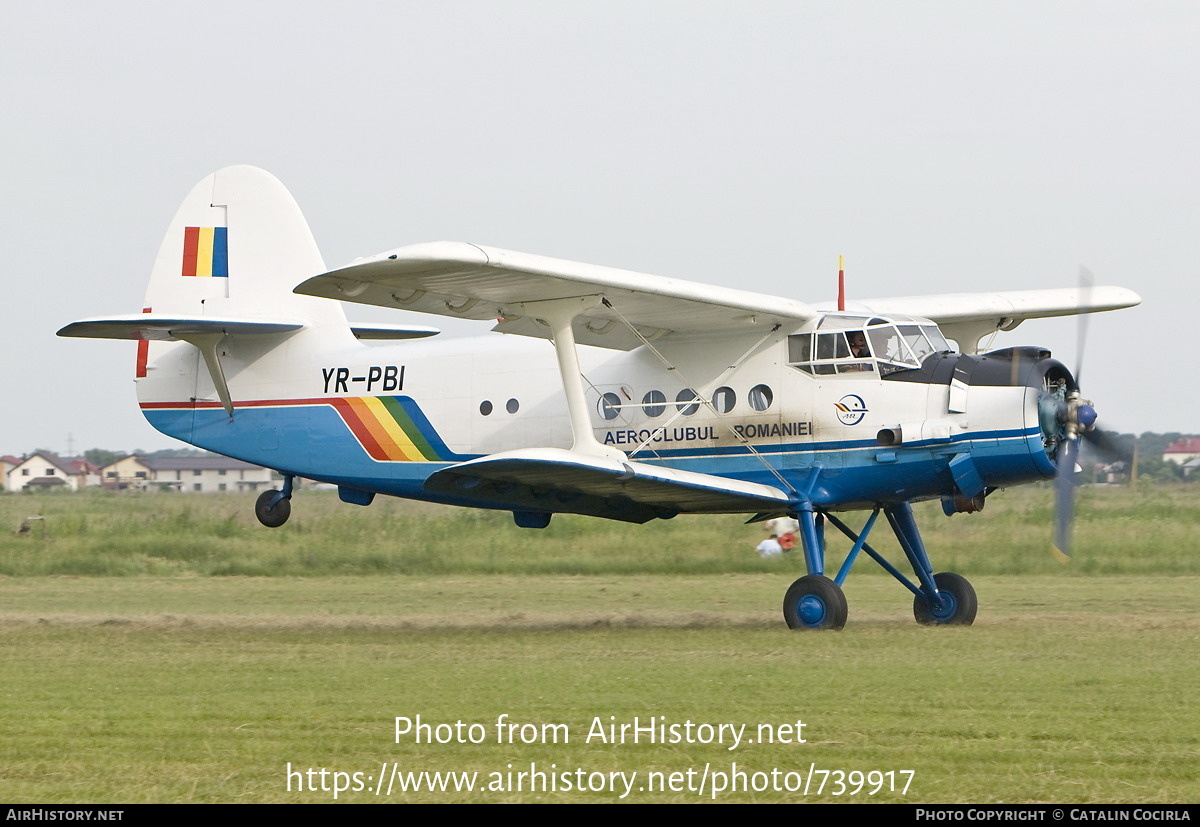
[362,397,426,461]
[344,398,405,461]
[196,227,215,277]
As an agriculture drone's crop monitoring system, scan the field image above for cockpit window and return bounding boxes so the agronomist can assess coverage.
[816,314,866,329]
[788,334,811,363]
[924,326,950,353]
[789,316,952,377]
[900,325,939,362]
[868,326,906,363]
[816,332,851,360]
[789,331,875,375]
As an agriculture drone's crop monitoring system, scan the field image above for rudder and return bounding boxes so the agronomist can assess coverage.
[144,165,347,329]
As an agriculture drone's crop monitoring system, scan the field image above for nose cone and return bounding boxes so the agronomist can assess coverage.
[1077,404,1097,431]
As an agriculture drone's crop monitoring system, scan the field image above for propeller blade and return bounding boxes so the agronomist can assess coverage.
[1052,437,1080,561]
[1083,427,1128,464]
[1054,268,1098,561]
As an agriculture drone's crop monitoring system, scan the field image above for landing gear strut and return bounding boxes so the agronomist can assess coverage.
[255,474,295,528]
[782,500,977,629]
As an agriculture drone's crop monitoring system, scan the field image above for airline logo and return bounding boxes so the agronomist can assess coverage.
[835,394,869,426]
[181,227,229,277]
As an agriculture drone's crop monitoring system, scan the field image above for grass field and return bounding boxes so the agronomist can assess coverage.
[2,484,1197,578]
[1,486,1197,803]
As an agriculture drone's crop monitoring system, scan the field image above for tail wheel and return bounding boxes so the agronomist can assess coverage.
[913,572,977,626]
[783,575,848,630]
[255,489,291,528]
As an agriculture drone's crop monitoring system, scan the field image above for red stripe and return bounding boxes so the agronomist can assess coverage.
[140,396,351,409]
[329,398,389,460]
[181,227,199,276]
[345,397,410,461]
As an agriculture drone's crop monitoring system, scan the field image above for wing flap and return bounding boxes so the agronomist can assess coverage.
[295,241,815,350]
[424,447,793,523]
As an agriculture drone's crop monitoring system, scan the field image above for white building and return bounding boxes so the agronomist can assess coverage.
[100,455,277,493]
[1162,437,1200,466]
[5,453,100,492]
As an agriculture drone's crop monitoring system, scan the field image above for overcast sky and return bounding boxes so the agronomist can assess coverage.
[4,1,1196,455]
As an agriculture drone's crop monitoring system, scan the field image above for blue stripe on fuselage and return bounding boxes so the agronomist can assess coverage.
[143,403,1051,511]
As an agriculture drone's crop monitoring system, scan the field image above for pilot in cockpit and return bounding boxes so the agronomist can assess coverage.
[843,330,874,372]
[847,331,871,358]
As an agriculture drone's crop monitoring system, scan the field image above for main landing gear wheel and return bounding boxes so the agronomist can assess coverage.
[783,575,848,631]
[913,572,977,626]
[255,489,291,528]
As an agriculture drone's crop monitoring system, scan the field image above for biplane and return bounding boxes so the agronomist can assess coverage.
[59,166,1140,628]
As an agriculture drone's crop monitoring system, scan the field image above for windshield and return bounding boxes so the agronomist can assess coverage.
[789,317,951,376]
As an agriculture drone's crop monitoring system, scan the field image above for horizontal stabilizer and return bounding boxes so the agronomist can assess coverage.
[425,447,793,524]
[296,242,815,350]
[56,313,305,341]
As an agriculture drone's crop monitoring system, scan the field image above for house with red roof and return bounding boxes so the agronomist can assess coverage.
[1162,437,1200,476]
[1162,437,1200,465]
[4,453,100,492]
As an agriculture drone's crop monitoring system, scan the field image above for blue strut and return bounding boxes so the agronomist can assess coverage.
[884,502,946,612]
[268,474,295,509]
[793,500,824,576]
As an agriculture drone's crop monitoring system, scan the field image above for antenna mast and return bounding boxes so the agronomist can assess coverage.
[837,255,845,311]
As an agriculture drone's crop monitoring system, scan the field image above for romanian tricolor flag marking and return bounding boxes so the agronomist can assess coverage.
[181,227,229,277]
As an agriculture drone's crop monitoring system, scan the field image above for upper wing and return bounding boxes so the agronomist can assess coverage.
[844,286,1141,351]
[294,241,816,350]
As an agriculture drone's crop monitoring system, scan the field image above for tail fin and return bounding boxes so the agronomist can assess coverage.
[59,166,358,418]
[144,165,347,328]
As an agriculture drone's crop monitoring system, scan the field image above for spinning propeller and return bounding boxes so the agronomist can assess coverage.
[1048,267,1124,560]
[1051,391,1097,559]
